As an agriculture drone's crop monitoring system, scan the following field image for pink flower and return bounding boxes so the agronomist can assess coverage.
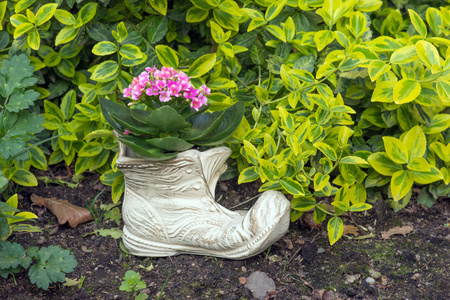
[190,98,202,111]
[167,81,182,97]
[146,87,159,96]
[200,84,211,95]
[197,93,207,105]
[159,91,171,102]
[123,87,131,98]
[124,128,131,134]
[138,71,150,85]
[145,66,157,73]
[154,80,167,91]
[184,86,199,99]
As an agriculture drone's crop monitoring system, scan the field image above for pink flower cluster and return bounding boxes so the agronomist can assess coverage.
[122,66,211,111]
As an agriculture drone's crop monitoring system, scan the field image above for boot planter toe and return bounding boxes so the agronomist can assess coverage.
[116,143,290,260]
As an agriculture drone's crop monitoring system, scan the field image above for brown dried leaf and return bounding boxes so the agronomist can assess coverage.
[30,194,93,228]
[381,225,413,239]
[343,225,360,236]
[301,213,322,230]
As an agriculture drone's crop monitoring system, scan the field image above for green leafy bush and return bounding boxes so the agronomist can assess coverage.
[1,0,449,245]
[0,241,77,290]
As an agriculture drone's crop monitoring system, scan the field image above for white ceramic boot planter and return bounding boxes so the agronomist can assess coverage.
[117,142,290,260]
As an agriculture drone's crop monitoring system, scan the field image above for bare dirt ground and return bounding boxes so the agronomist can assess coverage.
[1,164,449,300]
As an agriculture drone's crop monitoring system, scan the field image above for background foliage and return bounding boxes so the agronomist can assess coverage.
[0,0,449,244]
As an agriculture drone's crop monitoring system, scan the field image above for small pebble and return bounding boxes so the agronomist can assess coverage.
[317,247,325,254]
[365,277,376,285]
[411,273,421,280]
[239,277,247,285]
[380,276,388,285]
[242,266,247,272]
[368,269,382,279]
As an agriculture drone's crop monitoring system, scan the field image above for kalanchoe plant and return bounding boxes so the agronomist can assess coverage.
[100,67,244,160]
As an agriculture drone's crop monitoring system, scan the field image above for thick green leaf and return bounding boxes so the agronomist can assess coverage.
[11,169,37,186]
[147,16,168,44]
[349,203,372,212]
[393,79,421,104]
[188,101,244,145]
[117,136,177,161]
[368,152,403,176]
[281,177,305,196]
[186,7,209,23]
[340,156,368,165]
[416,40,440,69]
[314,173,330,191]
[78,142,102,157]
[77,2,97,25]
[430,142,450,162]
[390,46,418,64]
[155,45,178,68]
[146,106,190,132]
[291,196,316,211]
[90,61,118,82]
[119,44,143,60]
[148,0,167,15]
[188,54,216,78]
[383,136,408,164]
[238,166,260,184]
[146,137,194,152]
[410,167,443,184]
[13,22,33,38]
[403,125,426,162]
[368,60,391,82]
[35,3,57,26]
[313,142,337,161]
[54,9,76,26]
[92,41,117,56]
[408,9,427,38]
[55,26,80,45]
[391,170,414,201]
[327,216,344,245]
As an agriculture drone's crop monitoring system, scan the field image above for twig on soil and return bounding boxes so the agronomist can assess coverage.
[287,247,303,265]
[311,231,321,243]
[421,257,434,269]
[349,212,368,232]
[229,194,261,209]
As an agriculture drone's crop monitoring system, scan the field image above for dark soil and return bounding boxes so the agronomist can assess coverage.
[1,165,449,300]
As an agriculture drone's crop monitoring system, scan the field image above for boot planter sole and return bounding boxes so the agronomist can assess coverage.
[117,143,291,260]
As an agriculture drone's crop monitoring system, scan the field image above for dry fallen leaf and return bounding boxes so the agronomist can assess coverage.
[381,225,413,239]
[30,194,93,228]
[343,225,360,236]
[301,213,322,230]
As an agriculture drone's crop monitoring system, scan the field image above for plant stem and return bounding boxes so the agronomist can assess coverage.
[157,268,172,300]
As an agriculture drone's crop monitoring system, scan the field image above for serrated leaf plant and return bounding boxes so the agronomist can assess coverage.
[120,270,148,300]
[0,241,77,290]
[0,54,46,194]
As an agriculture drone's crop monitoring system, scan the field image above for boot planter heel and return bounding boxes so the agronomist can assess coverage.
[116,142,290,260]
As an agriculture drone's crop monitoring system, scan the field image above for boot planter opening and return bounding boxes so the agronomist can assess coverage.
[116,142,290,260]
